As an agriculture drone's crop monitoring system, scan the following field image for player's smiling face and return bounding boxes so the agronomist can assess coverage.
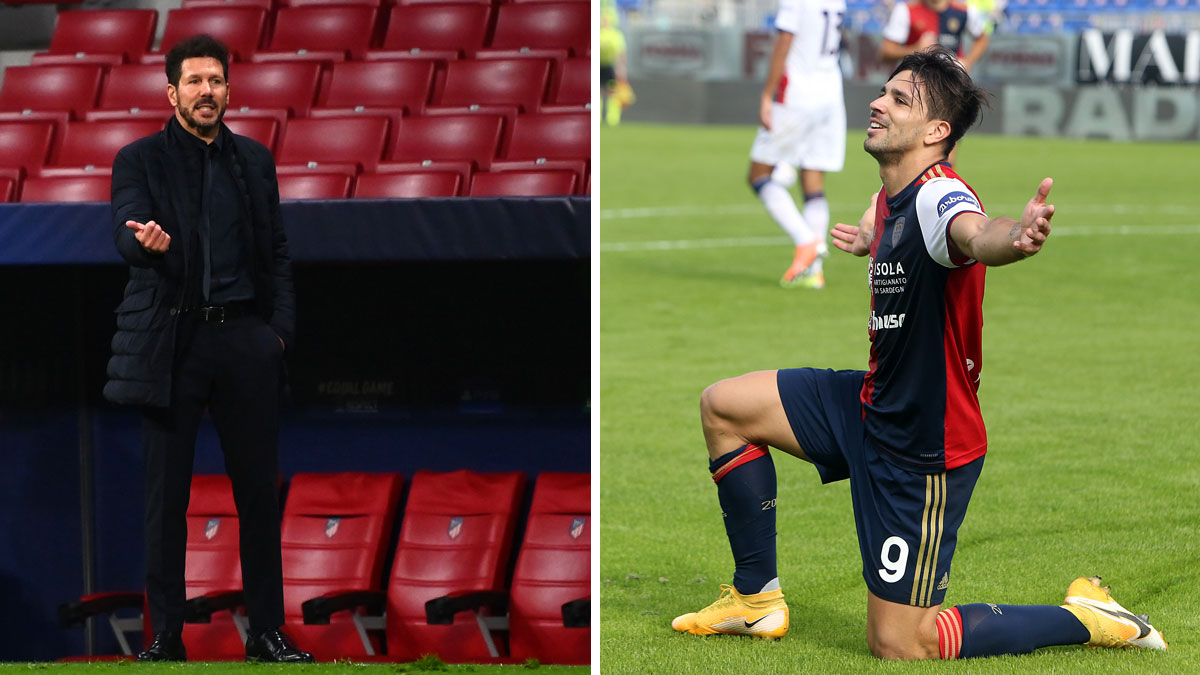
[864,72,935,161]
[168,57,228,140]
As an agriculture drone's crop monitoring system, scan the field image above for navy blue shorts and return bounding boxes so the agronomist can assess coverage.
[776,368,984,607]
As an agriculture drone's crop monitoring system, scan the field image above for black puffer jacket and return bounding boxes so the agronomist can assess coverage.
[104,116,295,407]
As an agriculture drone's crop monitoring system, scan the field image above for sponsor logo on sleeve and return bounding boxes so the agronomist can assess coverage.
[937,191,979,216]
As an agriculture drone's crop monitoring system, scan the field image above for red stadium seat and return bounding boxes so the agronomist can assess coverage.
[96,64,173,116]
[468,169,576,196]
[226,62,323,117]
[49,120,162,170]
[54,475,247,659]
[0,173,17,202]
[388,114,503,170]
[178,474,252,660]
[386,470,526,661]
[0,121,56,171]
[183,0,272,8]
[152,8,269,62]
[280,0,379,5]
[488,159,587,194]
[433,58,550,114]
[37,9,157,61]
[380,4,493,58]
[547,57,589,107]
[265,6,380,61]
[420,472,590,664]
[354,170,462,198]
[279,473,403,661]
[316,60,436,116]
[506,473,590,665]
[277,116,390,172]
[224,117,281,153]
[30,53,125,67]
[0,65,104,119]
[485,3,589,57]
[277,172,354,199]
[504,112,589,162]
[374,160,473,190]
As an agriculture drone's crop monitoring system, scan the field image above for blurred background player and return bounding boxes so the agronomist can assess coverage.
[748,0,847,289]
[600,5,634,127]
[879,0,990,166]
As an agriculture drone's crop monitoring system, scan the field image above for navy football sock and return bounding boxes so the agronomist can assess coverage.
[709,444,777,595]
[938,604,1089,658]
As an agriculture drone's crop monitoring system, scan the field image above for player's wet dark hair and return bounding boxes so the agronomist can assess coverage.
[165,34,230,87]
[889,45,990,153]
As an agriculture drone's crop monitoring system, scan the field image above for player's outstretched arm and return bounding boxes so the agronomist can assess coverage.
[950,178,1054,266]
[832,190,879,257]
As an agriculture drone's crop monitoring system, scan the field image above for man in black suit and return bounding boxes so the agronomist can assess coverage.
[104,34,310,663]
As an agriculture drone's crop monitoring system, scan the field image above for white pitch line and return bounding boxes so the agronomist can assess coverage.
[600,203,1199,220]
[600,224,1200,253]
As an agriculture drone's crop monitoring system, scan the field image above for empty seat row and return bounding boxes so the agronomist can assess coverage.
[32,3,588,67]
[0,166,584,202]
[0,57,590,121]
[60,470,590,664]
[0,111,590,197]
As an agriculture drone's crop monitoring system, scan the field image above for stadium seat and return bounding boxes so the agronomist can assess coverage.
[504,112,589,163]
[374,159,474,191]
[314,60,437,117]
[0,65,104,119]
[224,117,282,153]
[484,3,589,57]
[36,9,157,62]
[380,3,494,58]
[55,475,247,658]
[303,470,526,662]
[468,169,576,196]
[432,58,551,114]
[48,120,163,170]
[505,473,590,664]
[225,62,323,117]
[182,0,272,8]
[0,121,57,171]
[151,8,269,62]
[264,6,381,61]
[387,114,504,170]
[546,57,590,108]
[422,472,590,665]
[277,172,354,200]
[353,170,462,198]
[94,64,174,117]
[279,473,404,661]
[0,173,17,202]
[488,159,587,195]
[277,116,390,172]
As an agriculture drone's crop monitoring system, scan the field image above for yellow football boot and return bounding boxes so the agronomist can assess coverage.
[1062,576,1167,650]
[671,584,788,639]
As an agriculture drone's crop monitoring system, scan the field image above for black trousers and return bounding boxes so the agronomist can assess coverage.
[141,311,286,635]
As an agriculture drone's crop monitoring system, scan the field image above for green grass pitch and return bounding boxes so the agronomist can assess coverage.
[598,123,1200,673]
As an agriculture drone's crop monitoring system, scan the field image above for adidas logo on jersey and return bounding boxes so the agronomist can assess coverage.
[936,573,949,591]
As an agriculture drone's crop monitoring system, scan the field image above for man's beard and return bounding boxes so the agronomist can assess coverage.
[179,100,223,135]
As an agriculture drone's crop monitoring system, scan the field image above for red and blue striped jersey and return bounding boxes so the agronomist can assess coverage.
[860,162,988,472]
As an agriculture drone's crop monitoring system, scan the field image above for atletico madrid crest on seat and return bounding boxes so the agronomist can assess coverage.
[448,516,464,539]
[570,517,586,540]
[325,517,341,539]
[205,518,220,540]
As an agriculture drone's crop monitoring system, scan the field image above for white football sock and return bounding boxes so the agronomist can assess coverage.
[803,194,830,256]
[758,180,813,246]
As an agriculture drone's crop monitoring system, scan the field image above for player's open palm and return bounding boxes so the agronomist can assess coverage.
[1016,177,1054,257]
[832,189,880,257]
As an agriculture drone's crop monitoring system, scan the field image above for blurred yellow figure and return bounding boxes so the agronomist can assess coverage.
[599,6,632,126]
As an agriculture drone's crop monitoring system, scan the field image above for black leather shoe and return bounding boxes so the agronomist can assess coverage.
[245,629,314,663]
[136,631,187,661]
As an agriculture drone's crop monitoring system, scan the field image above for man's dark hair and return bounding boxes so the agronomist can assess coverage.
[888,45,990,153]
[165,34,230,87]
